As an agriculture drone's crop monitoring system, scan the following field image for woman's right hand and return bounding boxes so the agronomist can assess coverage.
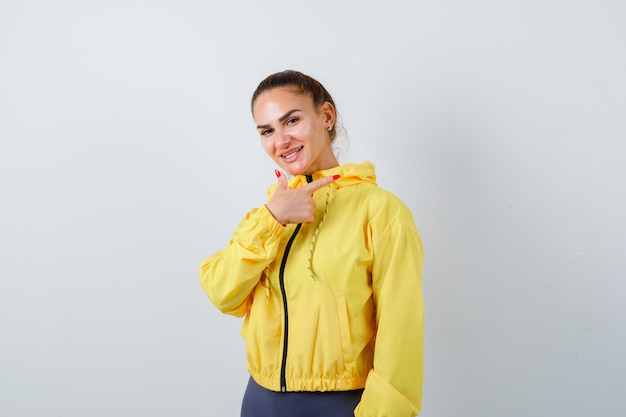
[266,170,339,225]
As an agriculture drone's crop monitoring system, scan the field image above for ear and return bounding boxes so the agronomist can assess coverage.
[319,101,336,129]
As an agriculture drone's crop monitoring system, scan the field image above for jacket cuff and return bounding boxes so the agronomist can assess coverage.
[257,204,285,237]
[355,370,420,417]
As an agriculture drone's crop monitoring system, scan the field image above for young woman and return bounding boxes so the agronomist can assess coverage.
[200,70,424,417]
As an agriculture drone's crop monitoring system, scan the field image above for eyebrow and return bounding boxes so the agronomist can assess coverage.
[256,109,300,130]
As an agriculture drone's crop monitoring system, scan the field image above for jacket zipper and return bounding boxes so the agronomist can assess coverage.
[279,174,313,392]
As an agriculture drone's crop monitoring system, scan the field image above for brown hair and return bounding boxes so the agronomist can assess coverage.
[251,70,339,142]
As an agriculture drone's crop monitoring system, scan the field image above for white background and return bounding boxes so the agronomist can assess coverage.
[1,1,625,416]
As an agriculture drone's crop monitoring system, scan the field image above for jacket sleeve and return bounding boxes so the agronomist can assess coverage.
[199,204,285,317]
[355,219,425,417]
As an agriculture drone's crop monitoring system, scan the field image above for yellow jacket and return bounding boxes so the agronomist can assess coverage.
[200,162,424,416]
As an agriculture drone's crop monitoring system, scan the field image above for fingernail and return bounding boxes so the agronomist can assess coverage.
[275,170,281,178]
[332,175,340,180]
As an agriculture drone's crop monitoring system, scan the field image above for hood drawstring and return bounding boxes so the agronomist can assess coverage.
[265,178,337,303]
[307,183,334,281]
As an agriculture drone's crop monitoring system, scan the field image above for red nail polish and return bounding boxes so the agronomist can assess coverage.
[275,170,281,178]
[332,175,340,180]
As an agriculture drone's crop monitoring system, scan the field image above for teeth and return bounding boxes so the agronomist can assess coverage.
[282,146,303,158]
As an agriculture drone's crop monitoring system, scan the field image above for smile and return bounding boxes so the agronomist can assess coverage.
[280,146,303,159]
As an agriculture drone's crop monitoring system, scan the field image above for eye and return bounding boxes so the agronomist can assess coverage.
[260,128,273,136]
[286,117,299,126]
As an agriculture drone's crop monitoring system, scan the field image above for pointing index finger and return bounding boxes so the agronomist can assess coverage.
[303,174,340,193]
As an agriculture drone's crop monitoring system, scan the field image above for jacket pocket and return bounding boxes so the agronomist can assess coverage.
[335,295,354,368]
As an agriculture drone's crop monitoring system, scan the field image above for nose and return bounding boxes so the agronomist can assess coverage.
[275,128,291,149]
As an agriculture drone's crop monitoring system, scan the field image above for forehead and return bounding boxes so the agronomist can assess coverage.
[252,87,315,122]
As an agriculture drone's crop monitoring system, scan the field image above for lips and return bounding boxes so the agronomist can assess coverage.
[280,146,303,160]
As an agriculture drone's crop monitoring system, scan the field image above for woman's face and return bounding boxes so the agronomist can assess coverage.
[252,87,337,176]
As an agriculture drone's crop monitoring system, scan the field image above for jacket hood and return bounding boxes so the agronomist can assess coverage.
[287,161,377,190]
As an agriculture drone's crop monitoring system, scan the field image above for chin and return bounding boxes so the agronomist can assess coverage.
[281,162,310,177]
[287,168,312,177]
